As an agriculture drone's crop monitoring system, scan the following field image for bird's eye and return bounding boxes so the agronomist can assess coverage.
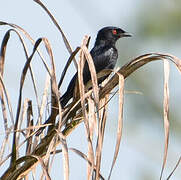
[112,29,117,35]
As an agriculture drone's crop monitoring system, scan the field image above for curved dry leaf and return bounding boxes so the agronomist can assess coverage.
[94,95,109,180]
[10,38,44,165]
[70,148,105,180]
[108,73,124,180]
[167,156,181,179]
[33,0,78,69]
[58,47,80,89]
[78,36,96,180]
[57,132,69,180]
[31,155,51,180]
[160,60,170,180]
[0,72,14,126]
[0,21,51,75]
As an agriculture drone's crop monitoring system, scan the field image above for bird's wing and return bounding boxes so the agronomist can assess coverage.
[82,45,117,84]
[90,45,118,72]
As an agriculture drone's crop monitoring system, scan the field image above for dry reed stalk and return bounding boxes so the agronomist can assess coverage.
[0,2,181,178]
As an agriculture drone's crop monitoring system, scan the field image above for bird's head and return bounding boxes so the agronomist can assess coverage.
[95,26,131,45]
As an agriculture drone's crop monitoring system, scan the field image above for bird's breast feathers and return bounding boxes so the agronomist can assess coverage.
[104,47,117,59]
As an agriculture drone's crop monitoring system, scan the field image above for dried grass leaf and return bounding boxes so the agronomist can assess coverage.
[33,0,78,69]
[58,133,69,180]
[70,148,105,180]
[0,30,16,128]
[167,156,181,179]
[0,73,14,126]
[41,38,69,180]
[87,97,97,140]
[82,43,99,106]
[160,60,170,179]
[100,53,181,99]
[108,73,124,180]
[11,38,43,164]
[31,155,51,180]
[78,36,95,180]
[38,74,51,125]
[25,100,34,155]
[94,95,109,180]
[58,47,80,89]
[0,21,51,75]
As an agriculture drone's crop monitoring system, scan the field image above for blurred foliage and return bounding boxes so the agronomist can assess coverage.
[137,2,181,39]
[119,1,181,137]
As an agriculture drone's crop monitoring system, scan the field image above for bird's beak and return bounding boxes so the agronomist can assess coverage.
[122,32,132,37]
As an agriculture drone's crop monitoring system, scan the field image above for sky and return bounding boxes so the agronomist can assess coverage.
[0,0,180,179]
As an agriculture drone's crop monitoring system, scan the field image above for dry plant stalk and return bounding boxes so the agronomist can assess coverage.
[0,1,181,179]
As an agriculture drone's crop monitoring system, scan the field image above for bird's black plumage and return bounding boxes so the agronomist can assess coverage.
[60,26,131,108]
[35,26,131,136]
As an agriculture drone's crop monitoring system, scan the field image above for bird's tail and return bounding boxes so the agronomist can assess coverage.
[60,92,72,108]
[60,73,77,108]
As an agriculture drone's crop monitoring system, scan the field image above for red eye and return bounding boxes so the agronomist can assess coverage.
[112,29,117,35]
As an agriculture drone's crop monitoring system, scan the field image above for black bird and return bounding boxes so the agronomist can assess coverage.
[60,26,131,108]
[35,26,131,135]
